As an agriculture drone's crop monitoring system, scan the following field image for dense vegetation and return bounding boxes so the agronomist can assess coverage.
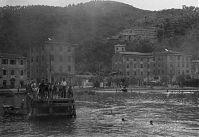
[0,1,150,73]
[0,1,199,73]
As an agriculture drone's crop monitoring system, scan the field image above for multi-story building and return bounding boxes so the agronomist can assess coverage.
[0,53,27,88]
[112,45,192,85]
[191,60,199,79]
[29,40,75,83]
[153,50,192,82]
[112,44,154,84]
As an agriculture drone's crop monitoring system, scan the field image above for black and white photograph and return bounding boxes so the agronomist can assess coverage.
[0,0,199,136]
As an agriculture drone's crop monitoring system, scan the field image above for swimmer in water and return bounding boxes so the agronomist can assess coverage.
[150,120,153,125]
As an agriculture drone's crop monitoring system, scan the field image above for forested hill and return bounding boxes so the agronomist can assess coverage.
[0,1,199,73]
[0,1,150,52]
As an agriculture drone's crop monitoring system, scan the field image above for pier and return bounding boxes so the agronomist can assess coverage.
[26,94,76,119]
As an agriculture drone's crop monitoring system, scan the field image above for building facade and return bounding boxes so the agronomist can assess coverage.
[0,53,27,88]
[153,50,192,83]
[112,45,154,85]
[191,60,199,79]
[112,45,192,85]
[29,41,75,83]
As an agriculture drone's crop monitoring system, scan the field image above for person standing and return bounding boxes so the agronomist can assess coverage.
[61,80,67,98]
[67,85,73,98]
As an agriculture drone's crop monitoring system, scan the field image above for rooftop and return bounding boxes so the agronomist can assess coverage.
[154,50,191,56]
[119,52,152,56]
[192,60,199,63]
[114,44,126,47]
[0,53,26,59]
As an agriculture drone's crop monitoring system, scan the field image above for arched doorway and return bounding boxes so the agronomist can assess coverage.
[10,78,15,88]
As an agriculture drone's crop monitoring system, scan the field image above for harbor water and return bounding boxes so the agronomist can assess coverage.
[0,90,199,137]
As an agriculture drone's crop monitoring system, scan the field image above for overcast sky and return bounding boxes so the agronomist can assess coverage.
[0,0,198,10]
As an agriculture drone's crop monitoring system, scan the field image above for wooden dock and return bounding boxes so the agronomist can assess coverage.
[26,94,76,120]
[167,89,199,94]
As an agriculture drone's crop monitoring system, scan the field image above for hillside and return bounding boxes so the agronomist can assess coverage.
[0,1,151,73]
[125,6,199,59]
[0,1,199,73]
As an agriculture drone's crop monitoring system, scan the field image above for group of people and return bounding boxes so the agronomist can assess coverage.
[26,80,73,100]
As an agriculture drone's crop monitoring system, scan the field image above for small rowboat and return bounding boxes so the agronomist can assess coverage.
[2,105,26,116]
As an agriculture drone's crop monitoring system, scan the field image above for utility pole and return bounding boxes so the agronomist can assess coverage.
[49,54,52,83]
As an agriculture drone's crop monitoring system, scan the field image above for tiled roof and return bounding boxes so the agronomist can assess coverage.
[119,52,152,56]
[154,50,191,55]
[192,60,199,63]
[0,53,26,59]
[114,44,126,47]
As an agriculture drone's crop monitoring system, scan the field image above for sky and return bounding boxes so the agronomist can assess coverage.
[0,0,198,11]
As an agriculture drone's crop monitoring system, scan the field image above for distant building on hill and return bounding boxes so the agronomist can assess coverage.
[191,60,199,79]
[29,40,75,83]
[118,26,158,43]
[0,53,27,88]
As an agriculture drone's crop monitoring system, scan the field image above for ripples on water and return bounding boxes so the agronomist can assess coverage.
[0,91,199,137]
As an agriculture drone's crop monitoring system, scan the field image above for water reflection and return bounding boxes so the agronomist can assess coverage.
[0,91,199,137]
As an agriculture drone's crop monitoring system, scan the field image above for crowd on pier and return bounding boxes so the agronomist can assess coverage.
[26,80,73,100]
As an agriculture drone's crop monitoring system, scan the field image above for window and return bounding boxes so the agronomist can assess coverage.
[20,60,24,65]
[127,71,130,76]
[134,64,136,68]
[3,80,7,88]
[134,58,136,61]
[2,59,8,64]
[59,66,63,72]
[68,56,71,62]
[126,57,129,61]
[59,46,62,51]
[186,70,190,73]
[141,72,143,75]
[60,55,63,62]
[11,70,15,75]
[140,58,143,61]
[21,70,24,76]
[36,56,39,62]
[134,71,136,75]
[51,46,54,50]
[68,47,71,52]
[178,56,180,60]
[42,55,44,61]
[140,64,143,68]
[147,64,149,68]
[10,59,16,65]
[127,64,130,69]
[50,55,54,61]
[182,62,184,67]
[68,66,71,72]
[3,70,6,75]
[31,57,34,63]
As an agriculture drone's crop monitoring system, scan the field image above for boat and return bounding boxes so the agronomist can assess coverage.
[2,104,26,116]
[26,93,76,120]
[121,86,128,92]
